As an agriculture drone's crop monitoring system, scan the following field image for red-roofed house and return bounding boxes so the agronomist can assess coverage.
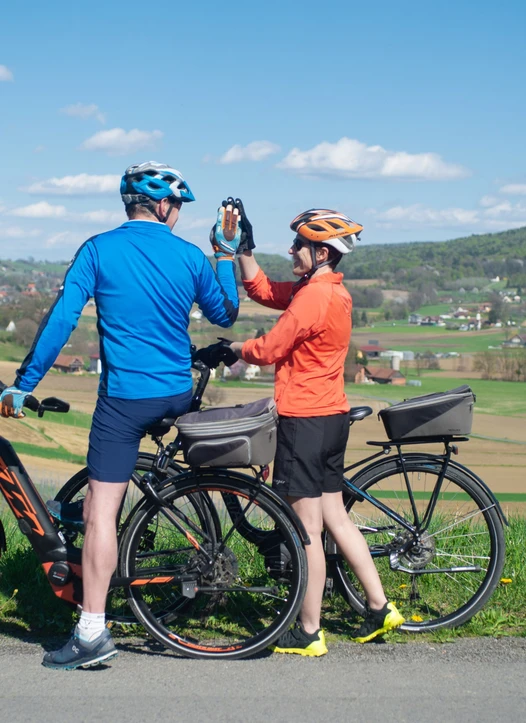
[366,368,406,385]
[52,354,84,374]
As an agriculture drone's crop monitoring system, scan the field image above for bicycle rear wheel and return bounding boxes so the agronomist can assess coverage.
[119,475,307,659]
[328,458,505,631]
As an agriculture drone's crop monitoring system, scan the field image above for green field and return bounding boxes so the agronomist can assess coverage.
[346,376,526,417]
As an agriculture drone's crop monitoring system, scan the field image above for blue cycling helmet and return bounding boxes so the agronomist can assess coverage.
[120,161,195,204]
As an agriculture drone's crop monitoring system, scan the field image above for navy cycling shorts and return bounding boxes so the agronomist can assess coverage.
[87,390,192,482]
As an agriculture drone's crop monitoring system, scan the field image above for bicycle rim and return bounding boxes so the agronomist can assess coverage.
[330,460,505,631]
[119,477,307,659]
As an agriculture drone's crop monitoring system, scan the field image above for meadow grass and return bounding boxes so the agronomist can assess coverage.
[0,514,524,641]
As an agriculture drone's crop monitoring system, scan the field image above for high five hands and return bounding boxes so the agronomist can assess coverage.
[210,197,255,258]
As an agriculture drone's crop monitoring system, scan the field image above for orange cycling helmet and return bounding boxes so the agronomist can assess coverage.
[290,209,363,254]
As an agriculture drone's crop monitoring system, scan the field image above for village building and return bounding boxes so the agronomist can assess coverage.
[366,368,406,385]
[52,354,85,374]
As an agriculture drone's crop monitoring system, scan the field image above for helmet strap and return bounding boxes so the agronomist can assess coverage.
[305,243,332,277]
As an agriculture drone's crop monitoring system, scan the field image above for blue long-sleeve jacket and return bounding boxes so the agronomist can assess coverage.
[16,220,238,399]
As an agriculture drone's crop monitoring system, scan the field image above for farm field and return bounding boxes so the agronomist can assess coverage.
[352,325,509,353]
[0,358,524,515]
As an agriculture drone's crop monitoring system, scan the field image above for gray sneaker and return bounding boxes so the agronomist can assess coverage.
[42,629,117,670]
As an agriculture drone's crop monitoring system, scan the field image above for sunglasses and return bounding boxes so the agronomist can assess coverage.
[292,237,307,251]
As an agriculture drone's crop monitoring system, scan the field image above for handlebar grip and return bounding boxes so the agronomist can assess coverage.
[0,380,39,413]
[24,395,40,413]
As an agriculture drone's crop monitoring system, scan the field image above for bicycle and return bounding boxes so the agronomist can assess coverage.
[0,387,309,659]
[51,363,507,633]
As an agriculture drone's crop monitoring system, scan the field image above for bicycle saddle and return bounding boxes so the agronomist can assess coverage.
[147,417,176,437]
[349,406,373,422]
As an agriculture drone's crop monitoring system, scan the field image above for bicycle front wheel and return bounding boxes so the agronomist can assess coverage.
[53,455,187,622]
[328,458,505,631]
[119,475,308,659]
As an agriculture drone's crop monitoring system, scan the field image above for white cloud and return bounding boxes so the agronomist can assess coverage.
[219,141,281,164]
[33,145,46,154]
[61,102,105,123]
[25,173,120,196]
[376,197,526,231]
[278,137,469,180]
[0,65,14,82]
[376,204,478,228]
[499,183,526,196]
[80,128,163,155]
[480,195,499,207]
[0,226,42,239]
[45,231,84,248]
[177,216,215,230]
[10,202,67,219]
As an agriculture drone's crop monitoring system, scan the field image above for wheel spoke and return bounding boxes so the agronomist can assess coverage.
[333,461,504,630]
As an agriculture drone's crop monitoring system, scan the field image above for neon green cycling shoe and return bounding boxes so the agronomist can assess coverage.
[351,602,405,644]
[270,622,328,657]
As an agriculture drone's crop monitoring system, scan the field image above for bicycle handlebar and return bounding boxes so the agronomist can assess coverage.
[0,381,69,416]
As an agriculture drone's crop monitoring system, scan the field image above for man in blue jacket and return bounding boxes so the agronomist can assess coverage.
[0,161,241,669]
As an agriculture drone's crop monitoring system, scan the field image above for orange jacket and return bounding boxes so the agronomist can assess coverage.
[241,268,352,417]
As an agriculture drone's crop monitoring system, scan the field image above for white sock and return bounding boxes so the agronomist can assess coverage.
[76,611,106,642]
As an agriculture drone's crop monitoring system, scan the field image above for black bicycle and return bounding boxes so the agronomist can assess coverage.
[325,413,507,630]
[0,387,308,659]
[50,361,507,633]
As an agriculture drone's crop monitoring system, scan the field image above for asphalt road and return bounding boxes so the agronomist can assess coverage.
[1,634,525,722]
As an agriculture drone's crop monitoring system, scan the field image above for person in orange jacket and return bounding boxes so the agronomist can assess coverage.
[227,204,404,655]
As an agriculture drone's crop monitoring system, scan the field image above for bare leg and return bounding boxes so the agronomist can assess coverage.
[322,491,387,610]
[288,496,325,634]
[81,479,128,613]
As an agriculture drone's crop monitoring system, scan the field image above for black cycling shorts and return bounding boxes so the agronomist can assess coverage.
[272,412,351,499]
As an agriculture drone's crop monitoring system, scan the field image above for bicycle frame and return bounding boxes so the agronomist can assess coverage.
[0,436,83,605]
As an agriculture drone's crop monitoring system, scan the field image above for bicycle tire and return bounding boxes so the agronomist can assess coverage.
[327,458,505,631]
[53,455,216,622]
[119,474,308,659]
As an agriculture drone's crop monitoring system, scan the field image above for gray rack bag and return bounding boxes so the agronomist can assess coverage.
[378,385,475,440]
[175,397,278,467]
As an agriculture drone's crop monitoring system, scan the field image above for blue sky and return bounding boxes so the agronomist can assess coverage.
[1,0,525,261]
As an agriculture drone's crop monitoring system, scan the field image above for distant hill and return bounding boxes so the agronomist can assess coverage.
[253,226,526,289]
[339,226,526,284]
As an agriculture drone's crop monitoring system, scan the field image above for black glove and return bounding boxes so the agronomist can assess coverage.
[234,197,255,254]
[192,338,238,369]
